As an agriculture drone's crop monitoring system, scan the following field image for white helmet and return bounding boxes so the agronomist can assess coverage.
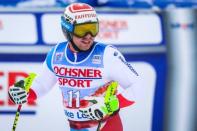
[61,3,99,51]
[63,3,98,24]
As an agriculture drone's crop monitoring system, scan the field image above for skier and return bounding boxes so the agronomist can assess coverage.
[9,2,139,131]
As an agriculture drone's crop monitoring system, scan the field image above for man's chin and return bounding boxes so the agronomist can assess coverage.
[81,48,90,51]
[81,45,91,51]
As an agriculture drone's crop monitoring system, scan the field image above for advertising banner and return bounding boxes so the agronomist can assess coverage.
[0,11,164,46]
[0,14,37,44]
[96,13,162,45]
[41,13,163,45]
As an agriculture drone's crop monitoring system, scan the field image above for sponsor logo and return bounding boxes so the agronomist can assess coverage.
[63,14,74,23]
[54,66,102,78]
[54,66,102,88]
[118,56,139,76]
[69,3,94,13]
[171,23,194,30]
[61,21,73,32]
[64,109,89,121]
[113,51,118,56]
[55,52,63,61]
[75,13,96,20]
[92,55,101,64]
[97,20,128,39]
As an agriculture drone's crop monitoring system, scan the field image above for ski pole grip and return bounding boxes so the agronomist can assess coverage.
[24,73,37,92]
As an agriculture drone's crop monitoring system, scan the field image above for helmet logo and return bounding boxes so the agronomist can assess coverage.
[75,13,96,20]
[64,14,74,23]
[61,16,73,32]
[69,3,94,13]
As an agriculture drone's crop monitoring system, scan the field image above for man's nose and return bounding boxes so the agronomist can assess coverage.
[84,33,93,39]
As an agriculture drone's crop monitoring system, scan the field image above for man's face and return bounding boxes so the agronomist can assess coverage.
[72,33,95,51]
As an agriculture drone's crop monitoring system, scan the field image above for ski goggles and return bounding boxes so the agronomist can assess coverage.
[73,22,99,38]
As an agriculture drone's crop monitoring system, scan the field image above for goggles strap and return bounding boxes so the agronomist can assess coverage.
[66,31,85,52]
[70,40,84,52]
[61,23,84,52]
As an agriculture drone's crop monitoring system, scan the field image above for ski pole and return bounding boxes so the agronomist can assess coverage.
[97,81,118,131]
[12,73,37,131]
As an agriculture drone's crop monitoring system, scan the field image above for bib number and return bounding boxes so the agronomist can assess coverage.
[68,90,80,108]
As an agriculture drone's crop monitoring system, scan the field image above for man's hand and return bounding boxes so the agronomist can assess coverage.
[79,81,119,121]
[9,80,28,105]
[79,95,119,121]
[8,73,36,105]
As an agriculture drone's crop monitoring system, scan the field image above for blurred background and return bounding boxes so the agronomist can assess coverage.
[0,0,196,131]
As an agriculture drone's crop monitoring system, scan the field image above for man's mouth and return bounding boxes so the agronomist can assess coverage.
[81,40,91,45]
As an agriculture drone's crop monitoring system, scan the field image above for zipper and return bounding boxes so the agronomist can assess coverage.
[73,52,77,63]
